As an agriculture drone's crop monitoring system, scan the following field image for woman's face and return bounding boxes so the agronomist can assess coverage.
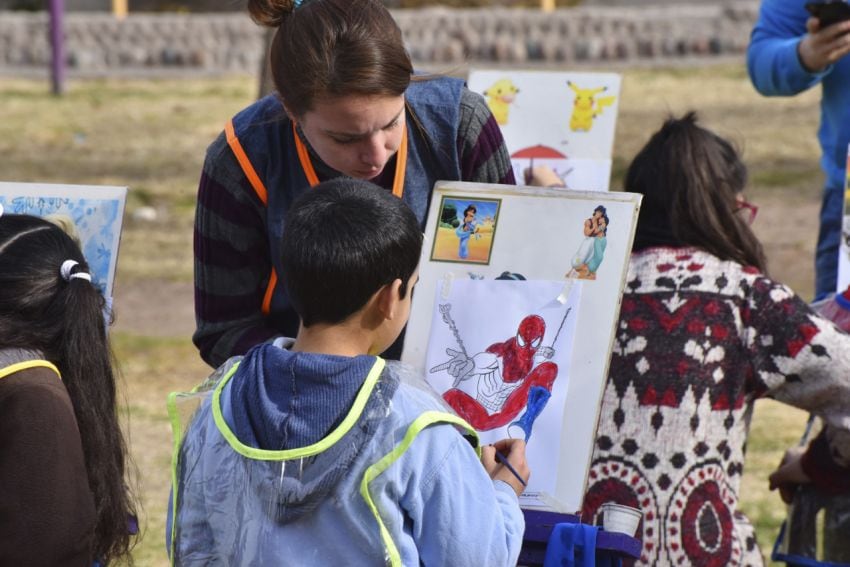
[296,94,406,181]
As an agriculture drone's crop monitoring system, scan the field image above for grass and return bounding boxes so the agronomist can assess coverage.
[0,63,826,565]
[112,333,208,567]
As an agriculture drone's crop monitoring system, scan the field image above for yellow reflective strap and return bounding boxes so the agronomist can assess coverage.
[211,357,387,460]
[166,361,242,564]
[0,360,60,381]
[360,411,479,567]
[166,390,182,566]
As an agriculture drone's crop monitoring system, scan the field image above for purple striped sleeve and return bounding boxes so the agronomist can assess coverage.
[456,88,515,186]
[193,138,281,367]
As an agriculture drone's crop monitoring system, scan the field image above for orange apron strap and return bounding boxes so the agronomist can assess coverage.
[261,269,278,316]
[292,122,408,199]
[224,118,274,312]
[391,122,407,199]
[225,119,269,206]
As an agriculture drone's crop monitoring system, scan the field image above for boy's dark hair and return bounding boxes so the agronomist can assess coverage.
[593,205,606,215]
[463,205,476,217]
[280,178,423,327]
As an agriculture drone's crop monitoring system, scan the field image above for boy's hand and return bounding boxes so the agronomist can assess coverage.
[481,438,531,497]
[768,446,811,504]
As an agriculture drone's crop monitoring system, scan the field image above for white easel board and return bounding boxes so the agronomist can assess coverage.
[836,145,850,293]
[402,181,642,513]
[467,70,621,191]
[0,182,127,297]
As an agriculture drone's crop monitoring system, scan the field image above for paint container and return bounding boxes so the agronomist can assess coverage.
[601,503,642,537]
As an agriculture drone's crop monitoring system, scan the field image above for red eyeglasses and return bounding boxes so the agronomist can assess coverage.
[735,198,758,225]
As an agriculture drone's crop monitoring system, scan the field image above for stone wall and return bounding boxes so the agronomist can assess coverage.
[0,3,760,75]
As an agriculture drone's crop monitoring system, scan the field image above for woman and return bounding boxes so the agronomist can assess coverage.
[0,214,136,565]
[582,113,850,566]
[193,0,531,367]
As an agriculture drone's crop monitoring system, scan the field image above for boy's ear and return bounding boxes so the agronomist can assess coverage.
[376,278,404,320]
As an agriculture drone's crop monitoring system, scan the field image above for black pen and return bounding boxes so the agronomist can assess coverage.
[494,449,527,488]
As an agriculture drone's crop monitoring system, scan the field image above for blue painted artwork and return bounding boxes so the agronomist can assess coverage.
[0,183,127,297]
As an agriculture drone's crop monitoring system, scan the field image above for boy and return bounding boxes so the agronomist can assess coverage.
[168,178,529,566]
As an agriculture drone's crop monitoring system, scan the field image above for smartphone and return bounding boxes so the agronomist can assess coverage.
[805,0,850,27]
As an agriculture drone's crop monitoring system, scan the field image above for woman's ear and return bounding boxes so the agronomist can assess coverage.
[282,102,297,124]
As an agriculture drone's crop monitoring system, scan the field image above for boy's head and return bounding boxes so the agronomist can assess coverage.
[280,178,422,328]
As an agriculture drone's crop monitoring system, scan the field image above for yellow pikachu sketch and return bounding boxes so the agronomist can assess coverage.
[483,78,520,125]
[567,81,617,132]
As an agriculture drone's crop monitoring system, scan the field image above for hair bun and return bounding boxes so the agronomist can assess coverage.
[247,0,300,27]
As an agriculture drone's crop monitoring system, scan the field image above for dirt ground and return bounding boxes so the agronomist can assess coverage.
[113,278,196,338]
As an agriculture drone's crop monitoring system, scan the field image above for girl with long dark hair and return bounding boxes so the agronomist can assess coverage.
[0,213,137,565]
[582,113,850,566]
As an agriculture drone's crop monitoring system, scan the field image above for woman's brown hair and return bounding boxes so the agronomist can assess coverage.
[626,112,767,272]
[248,0,413,117]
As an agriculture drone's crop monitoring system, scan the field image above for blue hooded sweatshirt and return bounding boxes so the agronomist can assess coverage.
[168,343,524,566]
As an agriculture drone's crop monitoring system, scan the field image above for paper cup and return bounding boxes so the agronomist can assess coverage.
[601,503,642,537]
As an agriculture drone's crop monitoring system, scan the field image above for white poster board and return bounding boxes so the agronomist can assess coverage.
[0,182,127,297]
[836,145,850,293]
[467,70,621,191]
[402,181,642,514]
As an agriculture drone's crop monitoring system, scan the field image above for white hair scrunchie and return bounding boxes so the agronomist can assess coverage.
[60,259,92,283]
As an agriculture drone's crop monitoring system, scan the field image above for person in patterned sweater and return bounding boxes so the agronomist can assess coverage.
[582,113,850,566]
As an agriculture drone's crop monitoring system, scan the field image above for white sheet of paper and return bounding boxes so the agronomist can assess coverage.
[837,144,850,293]
[425,279,581,506]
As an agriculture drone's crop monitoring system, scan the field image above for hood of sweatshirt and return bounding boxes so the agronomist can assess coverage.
[221,343,398,523]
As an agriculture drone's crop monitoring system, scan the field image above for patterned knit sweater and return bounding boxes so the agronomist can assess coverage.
[582,247,850,567]
[193,88,515,367]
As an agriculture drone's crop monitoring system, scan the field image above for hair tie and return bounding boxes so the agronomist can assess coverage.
[292,0,304,8]
[60,259,92,283]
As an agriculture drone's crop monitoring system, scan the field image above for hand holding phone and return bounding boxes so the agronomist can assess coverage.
[805,0,850,28]
[799,1,850,71]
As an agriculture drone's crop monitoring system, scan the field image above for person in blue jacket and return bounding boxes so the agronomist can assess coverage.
[169,178,529,566]
[747,0,850,299]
